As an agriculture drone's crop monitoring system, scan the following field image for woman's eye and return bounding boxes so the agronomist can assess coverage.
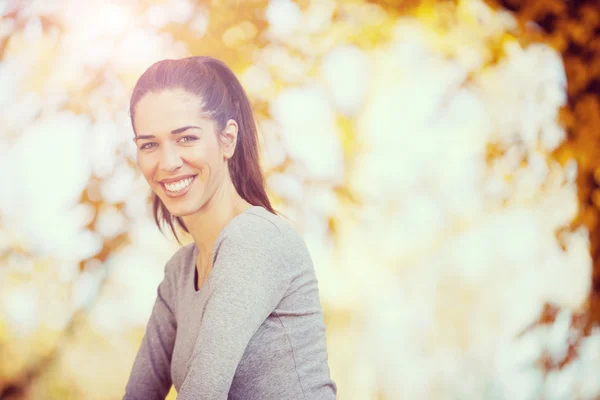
[139,142,157,150]
[178,135,198,143]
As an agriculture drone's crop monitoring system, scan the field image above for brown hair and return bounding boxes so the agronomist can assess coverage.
[129,56,276,243]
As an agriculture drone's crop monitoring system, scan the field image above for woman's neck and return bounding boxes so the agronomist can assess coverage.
[182,189,252,258]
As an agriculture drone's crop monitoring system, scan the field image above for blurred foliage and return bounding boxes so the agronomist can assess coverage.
[481,0,600,329]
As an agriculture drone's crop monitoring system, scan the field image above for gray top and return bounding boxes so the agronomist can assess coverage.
[124,206,337,399]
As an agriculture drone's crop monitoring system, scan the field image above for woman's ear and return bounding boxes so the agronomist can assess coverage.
[221,119,239,160]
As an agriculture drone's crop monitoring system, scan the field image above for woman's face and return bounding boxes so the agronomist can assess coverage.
[132,88,237,217]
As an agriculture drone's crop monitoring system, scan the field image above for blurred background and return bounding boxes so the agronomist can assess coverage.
[1,0,600,398]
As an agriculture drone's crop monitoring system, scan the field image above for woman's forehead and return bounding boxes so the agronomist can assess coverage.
[134,89,210,135]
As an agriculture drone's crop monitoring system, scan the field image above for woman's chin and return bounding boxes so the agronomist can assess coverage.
[155,187,203,218]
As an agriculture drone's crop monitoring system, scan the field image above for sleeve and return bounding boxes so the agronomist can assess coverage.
[124,261,178,400]
[176,224,292,400]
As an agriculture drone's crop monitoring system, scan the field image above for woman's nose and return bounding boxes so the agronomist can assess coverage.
[159,146,183,173]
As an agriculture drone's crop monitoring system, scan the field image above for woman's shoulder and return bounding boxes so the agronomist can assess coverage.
[217,207,313,279]
[226,206,303,245]
[217,206,310,264]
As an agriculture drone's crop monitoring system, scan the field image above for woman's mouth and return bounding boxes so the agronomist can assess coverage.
[161,175,197,198]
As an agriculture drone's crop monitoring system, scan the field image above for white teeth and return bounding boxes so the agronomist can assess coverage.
[164,177,193,192]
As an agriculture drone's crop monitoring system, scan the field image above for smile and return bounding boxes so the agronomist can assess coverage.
[161,175,196,197]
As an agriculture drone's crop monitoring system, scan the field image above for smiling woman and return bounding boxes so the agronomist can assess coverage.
[128,57,268,241]
[133,88,235,215]
[124,56,337,400]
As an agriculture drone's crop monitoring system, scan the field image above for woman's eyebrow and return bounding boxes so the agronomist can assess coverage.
[171,125,203,134]
[134,126,203,141]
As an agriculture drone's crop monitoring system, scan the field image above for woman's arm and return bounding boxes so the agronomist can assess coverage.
[177,223,291,400]
[124,261,178,400]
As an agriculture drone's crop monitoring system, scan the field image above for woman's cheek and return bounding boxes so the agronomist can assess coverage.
[137,157,156,183]
[199,167,207,183]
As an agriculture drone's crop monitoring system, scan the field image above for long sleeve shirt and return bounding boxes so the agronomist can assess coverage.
[124,205,337,399]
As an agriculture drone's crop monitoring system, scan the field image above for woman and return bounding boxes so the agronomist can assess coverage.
[123,56,337,400]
